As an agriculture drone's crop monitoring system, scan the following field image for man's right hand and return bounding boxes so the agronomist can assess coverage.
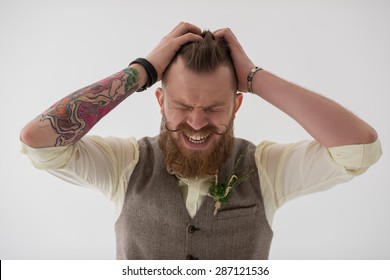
[146,22,203,81]
[20,22,203,148]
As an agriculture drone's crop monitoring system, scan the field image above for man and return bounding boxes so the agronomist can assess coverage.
[20,22,382,259]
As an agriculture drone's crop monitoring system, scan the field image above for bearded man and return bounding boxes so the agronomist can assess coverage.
[20,22,382,259]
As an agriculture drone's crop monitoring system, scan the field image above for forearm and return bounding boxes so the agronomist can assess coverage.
[20,64,147,148]
[20,23,203,149]
[251,70,378,147]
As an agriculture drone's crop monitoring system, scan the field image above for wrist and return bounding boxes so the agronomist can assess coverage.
[128,64,148,91]
[247,66,263,93]
[129,58,158,92]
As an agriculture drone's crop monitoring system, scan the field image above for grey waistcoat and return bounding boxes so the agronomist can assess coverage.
[115,136,273,259]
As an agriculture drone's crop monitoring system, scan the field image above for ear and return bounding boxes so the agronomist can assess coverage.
[233,92,243,113]
[155,87,165,115]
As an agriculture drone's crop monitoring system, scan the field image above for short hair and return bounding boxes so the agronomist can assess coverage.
[162,30,237,91]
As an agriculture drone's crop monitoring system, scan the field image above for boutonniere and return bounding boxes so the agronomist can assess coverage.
[208,150,254,216]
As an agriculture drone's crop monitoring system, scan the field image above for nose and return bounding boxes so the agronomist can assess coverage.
[186,109,208,131]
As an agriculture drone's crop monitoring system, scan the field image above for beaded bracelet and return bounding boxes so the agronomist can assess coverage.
[247,66,263,93]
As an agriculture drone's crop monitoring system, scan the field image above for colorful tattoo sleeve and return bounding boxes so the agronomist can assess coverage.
[40,67,140,146]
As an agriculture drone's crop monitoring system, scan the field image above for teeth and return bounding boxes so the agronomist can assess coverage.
[186,134,209,144]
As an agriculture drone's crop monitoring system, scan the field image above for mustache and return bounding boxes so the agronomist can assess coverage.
[164,122,228,136]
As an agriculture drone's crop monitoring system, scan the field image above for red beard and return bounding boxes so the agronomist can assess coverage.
[158,117,235,178]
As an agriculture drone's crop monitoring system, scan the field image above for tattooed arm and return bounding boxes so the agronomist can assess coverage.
[20,22,202,148]
[20,65,146,148]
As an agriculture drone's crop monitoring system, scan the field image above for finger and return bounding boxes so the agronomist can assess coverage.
[213,28,238,42]
[170,32,203,51]
[212,28,225,34]
[169,22,202,38]
[214,28,246,55]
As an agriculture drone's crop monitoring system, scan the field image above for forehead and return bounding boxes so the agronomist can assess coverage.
[163,58,236,106]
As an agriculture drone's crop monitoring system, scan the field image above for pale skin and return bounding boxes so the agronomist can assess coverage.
[213,28,378,147]
[20,22,377,151]
[156,58,242,154]
[20,22,203,148]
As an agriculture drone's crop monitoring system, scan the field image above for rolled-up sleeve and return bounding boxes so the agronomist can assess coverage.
[328,138,382,175]
[21,136,139,212]
[255,138,382,226]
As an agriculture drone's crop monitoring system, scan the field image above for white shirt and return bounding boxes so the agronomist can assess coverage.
[21,136,382,226]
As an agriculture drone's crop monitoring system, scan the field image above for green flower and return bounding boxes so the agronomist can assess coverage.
[208,150,253,215]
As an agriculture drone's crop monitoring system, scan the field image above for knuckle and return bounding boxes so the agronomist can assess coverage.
[223,27,232,34]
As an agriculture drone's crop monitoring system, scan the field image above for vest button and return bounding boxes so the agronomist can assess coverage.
[188,225,200,233]
[186,255,198,260]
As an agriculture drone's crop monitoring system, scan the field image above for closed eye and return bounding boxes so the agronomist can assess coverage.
[167,100,192,111]
[204,107,225,113]
[176,106,193,111]
[166,97,228,113]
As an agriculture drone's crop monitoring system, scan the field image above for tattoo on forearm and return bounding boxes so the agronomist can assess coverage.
[40,67,139,146]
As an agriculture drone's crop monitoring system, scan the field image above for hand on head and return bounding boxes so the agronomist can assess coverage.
[146,22,203,81]
[213,28,255,92]
[146,22,255,93]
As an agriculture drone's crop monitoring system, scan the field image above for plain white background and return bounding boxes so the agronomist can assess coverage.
[0,0,389,259]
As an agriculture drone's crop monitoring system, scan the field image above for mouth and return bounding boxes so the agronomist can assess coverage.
[184,133,211,144]
[181,132,213,150]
